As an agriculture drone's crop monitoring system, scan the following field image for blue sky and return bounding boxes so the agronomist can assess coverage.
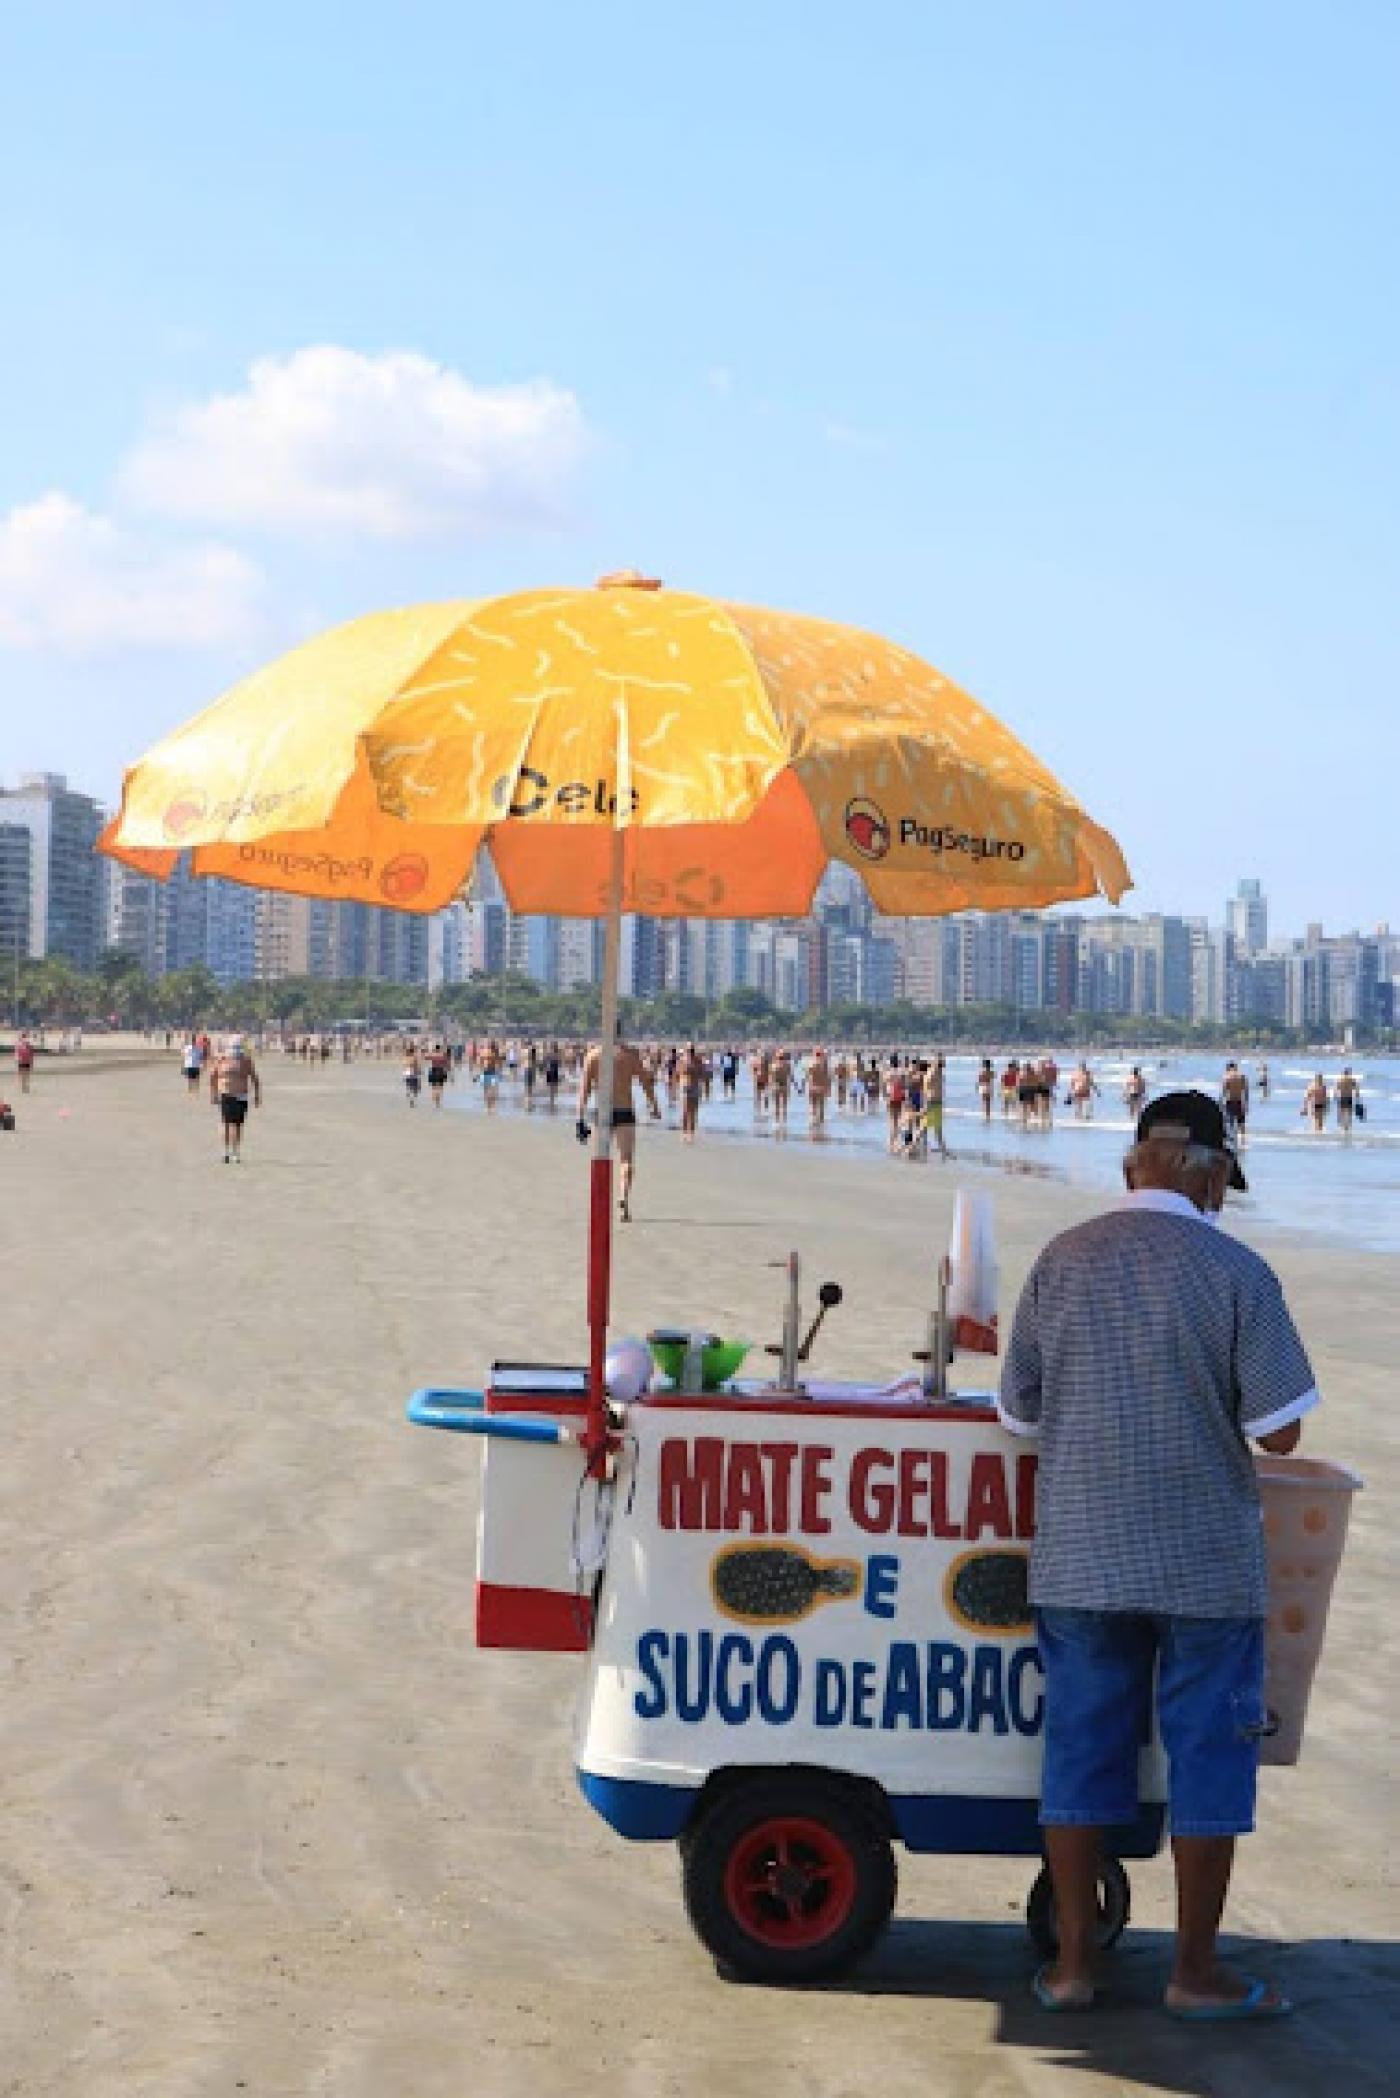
[0,1,1394,936]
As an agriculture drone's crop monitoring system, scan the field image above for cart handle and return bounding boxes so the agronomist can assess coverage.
[406,1389,580,1444]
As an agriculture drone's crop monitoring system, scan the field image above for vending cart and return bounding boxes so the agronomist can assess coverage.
[407,1254,1182,1983]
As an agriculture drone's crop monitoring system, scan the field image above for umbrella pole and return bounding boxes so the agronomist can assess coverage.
[585,830,625,1458]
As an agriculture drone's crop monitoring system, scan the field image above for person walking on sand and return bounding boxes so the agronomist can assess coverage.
[181,1033,204,1098]
[977,1057,995,1122]
[209,1036,261,1163]
[15,1031,34,1093]
[1303,1073,1329,1133]
[678,1041,704,1144]
[480,1040,502,1113]
[751,1048,770,1118]
[427,1042,450,1109]
[806,1048,831,1134]
[770,1047,793,1134]
[923,1052,949,1159]
[999,1090,1317,2020]
[577,1036,661,1222]
[543,1044,562,1112]
[402,1042,422,1107]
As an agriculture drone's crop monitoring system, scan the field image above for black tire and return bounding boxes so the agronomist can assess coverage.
[1025,1857,1131,1958]
[681,1774,895,1984]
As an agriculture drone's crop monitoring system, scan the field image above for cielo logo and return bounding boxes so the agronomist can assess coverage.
[843,795,890,862]
[379,854,430,904]
[162,792,208,843]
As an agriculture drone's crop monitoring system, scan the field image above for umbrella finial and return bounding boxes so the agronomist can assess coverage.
[596,568,663,592]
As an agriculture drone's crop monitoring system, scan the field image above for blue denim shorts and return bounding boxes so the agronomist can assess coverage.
[1036,1608,1267,1838]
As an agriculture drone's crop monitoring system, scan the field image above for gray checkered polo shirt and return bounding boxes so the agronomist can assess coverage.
[997,1191,1319,1618]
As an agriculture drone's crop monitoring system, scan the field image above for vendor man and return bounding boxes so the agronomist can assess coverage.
[998,1091,1318,2020]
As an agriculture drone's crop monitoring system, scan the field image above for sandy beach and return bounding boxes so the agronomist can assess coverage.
[3,1049,1396,2097]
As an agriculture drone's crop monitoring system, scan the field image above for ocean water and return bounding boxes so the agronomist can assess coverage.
[447,1049,1400,1255]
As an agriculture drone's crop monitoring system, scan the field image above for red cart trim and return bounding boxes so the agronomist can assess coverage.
[476,1581,592,1653]
[638,1395,998,1423]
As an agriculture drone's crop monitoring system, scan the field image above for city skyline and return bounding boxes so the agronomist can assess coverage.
[5,766,1393,1039]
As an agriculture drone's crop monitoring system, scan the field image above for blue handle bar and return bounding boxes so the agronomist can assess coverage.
[406,1388,578,1443]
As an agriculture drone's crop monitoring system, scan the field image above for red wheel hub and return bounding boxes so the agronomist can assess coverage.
[722,1814,858,1949]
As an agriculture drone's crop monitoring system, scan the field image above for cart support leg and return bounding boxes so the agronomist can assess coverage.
[585,827,627,1460]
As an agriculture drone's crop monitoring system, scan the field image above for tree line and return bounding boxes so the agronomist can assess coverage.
[4,950,1387,1052]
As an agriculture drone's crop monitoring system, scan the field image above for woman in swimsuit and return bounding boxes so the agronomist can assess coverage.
[679,1043,703,1143]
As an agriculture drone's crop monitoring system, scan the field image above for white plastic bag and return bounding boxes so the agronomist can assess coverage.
[947,1189,998,1354]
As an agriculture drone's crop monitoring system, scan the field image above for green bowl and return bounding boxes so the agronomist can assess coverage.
[648,1335,751,1391]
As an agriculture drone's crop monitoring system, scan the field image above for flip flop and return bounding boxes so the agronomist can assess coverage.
[1033,1966,1096,2012]
[1166,1978,1292,2022]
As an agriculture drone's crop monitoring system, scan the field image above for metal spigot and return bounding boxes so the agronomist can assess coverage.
[765,1252,803,1391]
[765,1255,843,1391]
[912,1255,952,1402]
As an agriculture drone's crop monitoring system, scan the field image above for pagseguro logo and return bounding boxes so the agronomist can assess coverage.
[163,793,209,842]
[379,854,430,903]
[844,796,891,862]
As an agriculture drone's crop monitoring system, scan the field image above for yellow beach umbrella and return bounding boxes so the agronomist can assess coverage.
[102,573,1130,1448]
[105,576,1128,918]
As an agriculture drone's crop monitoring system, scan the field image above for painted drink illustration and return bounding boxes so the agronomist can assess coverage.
[944,1547,1031,1635]
[711,1542,862,1625]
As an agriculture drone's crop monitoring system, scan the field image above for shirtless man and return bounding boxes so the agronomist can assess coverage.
[1335,1067,1361,1134]
[806,1048,831,1133]
[209,1036,261,1163]
[678,1042,704,1144]
[1069,1061,1098,1121]
[924,1052,949,1159]
[1303,1074,1329,1133]
[1221,1061,1250,1148]
[751,1049,770,1118]
[577,1037,661,1222]
[770,1048,793,1134]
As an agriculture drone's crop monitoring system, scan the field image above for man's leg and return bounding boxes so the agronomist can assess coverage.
[1043,1825,1105,1987]
[617,1124,636,1220]
[1157,1617,1286,2012]
[1035,1608,1151,2000]
[1169,1834,1240,1996]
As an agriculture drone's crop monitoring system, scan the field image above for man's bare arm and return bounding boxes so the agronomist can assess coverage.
[633,1054,661,1116]
[577,1050,597,1118]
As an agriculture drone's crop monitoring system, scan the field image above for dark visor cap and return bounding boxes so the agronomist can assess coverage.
[1136,1089,1247,1191]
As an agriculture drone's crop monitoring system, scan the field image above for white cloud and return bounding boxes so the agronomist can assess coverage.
[0,494,265,654]
[119,345,588,541]
[821,418,888,455]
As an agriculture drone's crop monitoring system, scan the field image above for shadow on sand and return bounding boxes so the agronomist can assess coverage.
[802,1919,1400,2096]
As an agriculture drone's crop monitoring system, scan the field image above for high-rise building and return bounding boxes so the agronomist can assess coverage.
[0,772,107,969]
[204,880,259,984]
[1227,879,1268,957]
[0,822,33,970]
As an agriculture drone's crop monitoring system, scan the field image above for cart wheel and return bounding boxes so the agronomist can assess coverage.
[681,1775,895,1984]
[1025,1858,1131,1958]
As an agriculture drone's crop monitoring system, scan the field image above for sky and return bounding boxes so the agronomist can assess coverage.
[0,1,1395,938]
